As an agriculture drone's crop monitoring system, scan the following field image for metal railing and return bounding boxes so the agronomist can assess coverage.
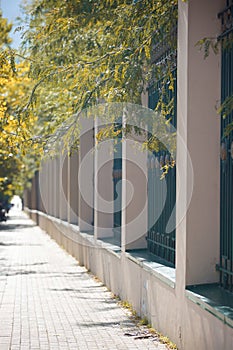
[147,46,177,267]
[147,151,176,266]
[218,0,233,292]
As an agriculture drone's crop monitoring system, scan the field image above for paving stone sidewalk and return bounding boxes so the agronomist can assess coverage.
[0,211,168,350]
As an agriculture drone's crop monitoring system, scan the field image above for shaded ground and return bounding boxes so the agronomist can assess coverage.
[0,211,168,350]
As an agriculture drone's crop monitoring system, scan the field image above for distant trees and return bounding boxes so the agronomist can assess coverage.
[0,11,40,198]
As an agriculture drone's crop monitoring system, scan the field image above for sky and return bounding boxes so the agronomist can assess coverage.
[1,0,24,48]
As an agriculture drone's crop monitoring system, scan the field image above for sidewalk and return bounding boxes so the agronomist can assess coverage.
[0,211,169,350]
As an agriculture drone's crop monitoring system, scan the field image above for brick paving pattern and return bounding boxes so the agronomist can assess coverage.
[0,211,168,350]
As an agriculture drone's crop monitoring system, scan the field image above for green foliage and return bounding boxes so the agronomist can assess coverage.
[139,316,149,325]
[196,37,219,59]
[196,27,233,136]
[19,0,178,149]
[218,96,233,121]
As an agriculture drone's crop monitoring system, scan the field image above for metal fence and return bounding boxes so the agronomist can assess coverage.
[147,46,177,267]
[147,151,176,266]
[218,0,233,292]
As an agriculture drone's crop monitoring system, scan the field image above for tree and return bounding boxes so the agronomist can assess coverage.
[0,10,40,199]
[20,0,178,147]
[0,10,12,46]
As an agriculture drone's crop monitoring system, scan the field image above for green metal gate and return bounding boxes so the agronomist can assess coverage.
[218,0,233,292]
[147,66,177,266]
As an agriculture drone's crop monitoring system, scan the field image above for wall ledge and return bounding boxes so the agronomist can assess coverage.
[186,284,233,329]
[125,250,176,289]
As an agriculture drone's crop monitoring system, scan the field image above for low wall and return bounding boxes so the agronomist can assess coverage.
[25,209,233,350]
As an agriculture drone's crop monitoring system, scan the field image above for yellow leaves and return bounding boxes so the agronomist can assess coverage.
[96,125,121,144]
[160,158,176,179]
[0,100,7,117]
[0,60,12,86]
[114,65,127,84]
[0,177,7,183]
[168,84,174,91]
[144,45,151,59]
[0,57,40,197]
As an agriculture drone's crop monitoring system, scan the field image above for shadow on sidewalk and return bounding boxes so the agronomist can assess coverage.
[0,222,37,231]
[0,242,42,246]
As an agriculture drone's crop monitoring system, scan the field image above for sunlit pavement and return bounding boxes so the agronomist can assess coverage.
[0,211,168,350]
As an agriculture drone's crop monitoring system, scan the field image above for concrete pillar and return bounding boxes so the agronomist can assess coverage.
[49,160,52,216]
[55,156,60,218]
[46,161,51,215]
[48,159,52,216]
[51,158,56,217]
[27,186,32,209]
[141,90,148,108]
[67,155,71,223]
[94,118,114,239]
[39,160,49,215]
[31,176,37,210]
[69,152,79,225]
[78,117,94,232]
[35,170,40,211]
[38,165,45,213]
[176,0,223,289]
[23,189,28,208]
[60,153,68,221]
[121,131,148,252]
